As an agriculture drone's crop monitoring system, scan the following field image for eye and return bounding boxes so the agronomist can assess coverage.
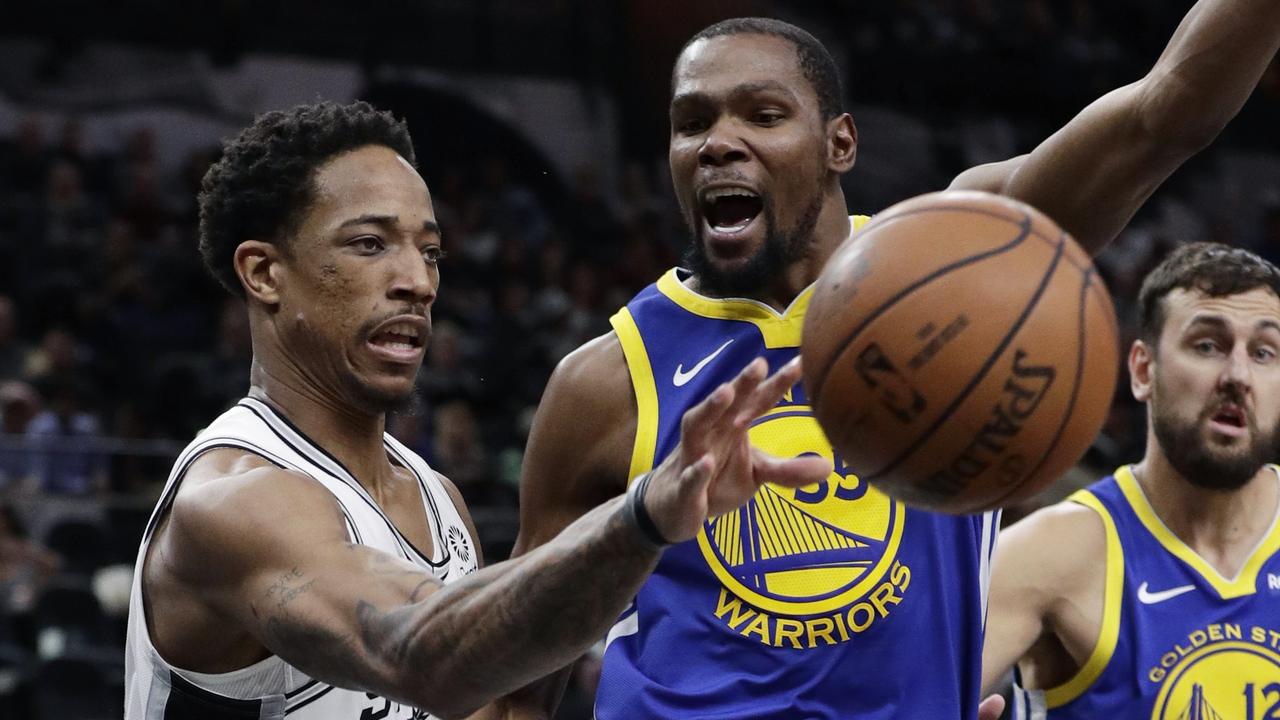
[1193,339,1221,356]
[423,246,447,266]
[1253,345,1277,363]
[754,110,785,126]
[351,235,384,254]
[676,116,708,135]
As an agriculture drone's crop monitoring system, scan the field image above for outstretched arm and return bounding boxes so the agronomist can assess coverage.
[161,358,827,720]
[951,0,1280,255]
[981,503,1107,696]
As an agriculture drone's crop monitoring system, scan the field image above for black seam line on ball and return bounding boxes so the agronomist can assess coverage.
[864,229,1067,482]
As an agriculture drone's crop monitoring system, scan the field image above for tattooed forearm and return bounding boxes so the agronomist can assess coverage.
[368,497,659,713]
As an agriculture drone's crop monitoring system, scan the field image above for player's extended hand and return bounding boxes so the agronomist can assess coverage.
[978,694,1006,720]
[642,357,831,544]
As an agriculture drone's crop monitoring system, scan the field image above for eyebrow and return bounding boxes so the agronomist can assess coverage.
[338,214,441,237]
[671,80,800,109]
[1185,314,1280,335]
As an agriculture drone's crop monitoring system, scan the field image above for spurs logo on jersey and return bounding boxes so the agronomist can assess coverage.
[698,402,910,647]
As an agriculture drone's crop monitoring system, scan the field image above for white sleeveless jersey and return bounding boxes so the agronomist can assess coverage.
[125,397,479,719]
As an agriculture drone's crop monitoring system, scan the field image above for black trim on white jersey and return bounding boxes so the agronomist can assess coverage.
[238,399,447,569]
[164,671,266,719]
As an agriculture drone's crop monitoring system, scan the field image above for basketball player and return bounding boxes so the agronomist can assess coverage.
[123,102,831,719]
[982,243,1280,718]
[501,3,1280,718]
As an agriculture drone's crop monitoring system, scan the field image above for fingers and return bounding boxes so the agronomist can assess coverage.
[751,451,832,489]
[679,380,737,453]
[977,694,1006,720]
[732,357,803,427]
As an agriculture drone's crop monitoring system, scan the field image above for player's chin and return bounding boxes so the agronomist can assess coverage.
[359,377,419,414]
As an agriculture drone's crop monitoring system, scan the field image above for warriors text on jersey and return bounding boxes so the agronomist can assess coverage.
[1012,465,1280,720]
[124,397,479,720]
[596,216,1000,719]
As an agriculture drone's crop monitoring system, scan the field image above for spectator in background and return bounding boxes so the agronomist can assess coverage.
[0,117,48,195]
[26,378,105,495]
[0,502,61,617]
[0,382,41,493]
[416,320,483,404]
[428,399,512,508]
[0,297,30,380]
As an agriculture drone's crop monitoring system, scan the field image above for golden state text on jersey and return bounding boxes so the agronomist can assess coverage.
[599,222,999,720]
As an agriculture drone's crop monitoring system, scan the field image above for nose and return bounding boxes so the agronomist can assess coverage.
[389,247,437,306]
[699,120,749,167]
[1221,344,1253,393]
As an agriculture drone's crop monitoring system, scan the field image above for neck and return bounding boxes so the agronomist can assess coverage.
[248,357,395,490]
[1131,436,1279,576]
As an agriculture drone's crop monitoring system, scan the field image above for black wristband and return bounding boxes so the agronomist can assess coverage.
[625,471,672,549]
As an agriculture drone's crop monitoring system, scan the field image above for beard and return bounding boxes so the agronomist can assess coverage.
[683,188,825,298]
[1151,378,1278,491]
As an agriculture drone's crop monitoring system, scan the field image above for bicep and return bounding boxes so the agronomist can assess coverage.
[957,83,1183,255]
[168,469,444,702]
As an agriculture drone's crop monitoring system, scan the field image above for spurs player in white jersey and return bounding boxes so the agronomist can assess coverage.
[124,101,830,720]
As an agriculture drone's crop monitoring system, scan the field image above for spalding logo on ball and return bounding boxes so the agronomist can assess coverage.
[801,190,1119,513]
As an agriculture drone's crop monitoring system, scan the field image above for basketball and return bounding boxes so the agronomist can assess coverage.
[801,190,1119,514]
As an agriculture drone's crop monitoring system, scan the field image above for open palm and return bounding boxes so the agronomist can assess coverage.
[644,357,831,544]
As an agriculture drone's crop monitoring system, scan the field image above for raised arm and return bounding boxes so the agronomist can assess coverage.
[981,502,1108,696]
[950,0,1280,255]
[157,357,828,720]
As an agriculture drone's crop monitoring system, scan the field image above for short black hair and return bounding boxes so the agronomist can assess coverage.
[1138,242,1280,344]
[677,18,844,121]
[198,101,416,296]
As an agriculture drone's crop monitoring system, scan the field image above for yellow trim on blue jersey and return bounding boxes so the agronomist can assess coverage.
[1115,464,1280,599]
[609,307,660,484]
[1044,489,1125,709]
[654,215,873,350]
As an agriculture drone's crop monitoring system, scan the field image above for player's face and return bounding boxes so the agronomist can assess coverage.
[277,145,441,414]
[669,34,830,296]
[1145,287,1280,489]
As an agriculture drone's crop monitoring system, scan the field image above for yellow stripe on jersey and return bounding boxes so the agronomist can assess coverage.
[609,307,660,484]
[1044,489,1125,709]
[1115,464,1280,599]
[655,215,873,349]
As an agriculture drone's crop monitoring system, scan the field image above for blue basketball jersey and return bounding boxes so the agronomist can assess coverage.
[1012,466,1280,720]
[597,219,999,719]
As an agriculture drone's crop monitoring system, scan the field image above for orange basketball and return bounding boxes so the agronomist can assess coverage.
[801,190,1119,514]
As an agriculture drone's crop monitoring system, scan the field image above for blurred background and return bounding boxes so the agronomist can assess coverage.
[0,0,1277,717]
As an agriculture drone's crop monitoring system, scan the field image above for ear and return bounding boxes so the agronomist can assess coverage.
[1129,339,1155,403]
[827,113,857,174]
[234,240,285,306]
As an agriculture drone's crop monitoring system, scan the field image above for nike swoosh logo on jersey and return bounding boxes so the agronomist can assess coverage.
[673,340,734,387]
[1137,581,1195,604]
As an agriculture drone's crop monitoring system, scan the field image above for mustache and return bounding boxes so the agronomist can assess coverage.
[361,305,432,335]
[1202,385,1252,423]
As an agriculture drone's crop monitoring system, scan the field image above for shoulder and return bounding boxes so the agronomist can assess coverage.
[996,496,1110,596]
[159,449,348,583]
[544,331,633,418]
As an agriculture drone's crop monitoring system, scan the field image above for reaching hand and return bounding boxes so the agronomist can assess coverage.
[641,357,831,545]
[978,694,1006,720]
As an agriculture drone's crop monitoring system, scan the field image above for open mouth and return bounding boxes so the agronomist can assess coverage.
[368,319,425,360]
[701,187,763,234]
[1208,403,1247,436]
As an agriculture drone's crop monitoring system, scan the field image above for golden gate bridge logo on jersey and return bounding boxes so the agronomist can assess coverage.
[1148,630,1280,720]
[697,405,907,638]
